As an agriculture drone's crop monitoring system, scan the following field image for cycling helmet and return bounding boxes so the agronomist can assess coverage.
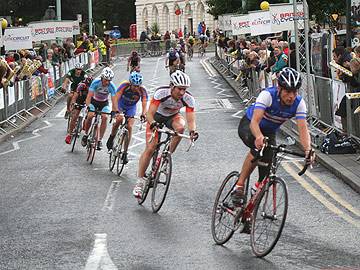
[101,67,114,81]
[277,67,302,91]
[170,70,191,88]
[74,63,84,69]
[129,71,143,86]
[83,76,93,86]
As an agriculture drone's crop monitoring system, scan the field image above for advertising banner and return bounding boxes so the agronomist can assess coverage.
[332,79,346,129]
[270,3,304,32]
[231,14,251,35]
[218,14,233,32]
[73,20,80,35]
[0,88,4,109]
[31,76,42,99]
[55,21,73,39]
[28,21,56,42]
[18,81,24,101]
[4,27,33,50]
[8,85,15,105]
[249,11,272,36]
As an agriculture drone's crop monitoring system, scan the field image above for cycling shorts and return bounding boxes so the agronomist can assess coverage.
[145,112,184,142]
[238,115,276,162]
[119,104,137,117]
[75,95,87,106]
[89,98,111,114]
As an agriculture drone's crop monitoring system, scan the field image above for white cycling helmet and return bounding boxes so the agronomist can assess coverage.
[101,67,114,81]
[74,62,84,69]
[170,70,191,88]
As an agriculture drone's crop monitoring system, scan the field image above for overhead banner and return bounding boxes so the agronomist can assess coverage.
[55,21,74,38]
[4,27,33,50]
[218,14,233,32]
[28,21,56,42]
[73,20,80,35]
[270,3,304,32]
[249,11,272,36]
[231,14,251,35]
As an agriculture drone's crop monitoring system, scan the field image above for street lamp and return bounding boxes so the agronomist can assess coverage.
[102,20,106,30]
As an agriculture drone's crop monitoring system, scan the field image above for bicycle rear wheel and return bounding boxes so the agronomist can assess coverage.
[109,131,121,172]
[211,171,239,245]
[116,132,129,176]
[71,116,82,152]
[151,153,172,213]
[251,177,288,257]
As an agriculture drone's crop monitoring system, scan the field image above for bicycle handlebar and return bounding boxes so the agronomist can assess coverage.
[251,137,313,176]
[149,127,195,152]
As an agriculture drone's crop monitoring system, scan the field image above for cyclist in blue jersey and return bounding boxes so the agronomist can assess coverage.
[231,67,315,207]
[106,72,148,163]
[81,67,118,150]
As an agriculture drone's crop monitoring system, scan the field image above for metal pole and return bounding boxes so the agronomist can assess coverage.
[88,0,93,35]
[346,0,352,47]
[293,0,300,72]
[304,0,312,119]
[56,0,61,20]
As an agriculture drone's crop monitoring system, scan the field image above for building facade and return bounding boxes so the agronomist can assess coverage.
[135,0,215,38]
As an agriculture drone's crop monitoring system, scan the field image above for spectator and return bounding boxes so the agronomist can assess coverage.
[271,45,288,73]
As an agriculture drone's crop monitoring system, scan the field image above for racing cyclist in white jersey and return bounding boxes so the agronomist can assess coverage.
[231,67,315,210]
[133,70,199,199]
[81,67,118,150]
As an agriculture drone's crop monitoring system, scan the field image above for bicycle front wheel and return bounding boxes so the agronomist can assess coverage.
[116,132,129,176]
[87,126,97,164]
[151,153,172,213]
[251,177,288,257]
[211,171,239,245]
[71,116,82,152]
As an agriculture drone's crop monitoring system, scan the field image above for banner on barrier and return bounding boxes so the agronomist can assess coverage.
[8,85,15,105]
[218,14,233,32]
[94,50,99,64]
[18,81,24,101]
[231,14,251,35]
[47,75,55,98]
[332,80,346,129]
[90,52,96,69]
[31,77,42,100]
[0,88,4,109]
[55,21,73,39]
[249,11,272,36]
[4,27,33,50]
[270,3,304,32]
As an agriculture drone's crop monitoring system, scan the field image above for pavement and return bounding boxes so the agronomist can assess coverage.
[209,57,360,194]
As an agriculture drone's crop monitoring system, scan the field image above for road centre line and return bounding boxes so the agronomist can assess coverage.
[102,181,122,212]
[292,161,360,217]
[282,163,360,229]
[84,233,118,270]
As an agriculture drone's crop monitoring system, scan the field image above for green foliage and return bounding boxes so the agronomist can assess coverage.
[151,22,160,35]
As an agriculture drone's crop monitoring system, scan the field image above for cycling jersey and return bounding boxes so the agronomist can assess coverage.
[128,56,140,67]
[66,69,86,91]
[75,82,89,104]
[151,86,195,117]
[117,80,148,107]
[246,86,307,134]
[89,78,117,102]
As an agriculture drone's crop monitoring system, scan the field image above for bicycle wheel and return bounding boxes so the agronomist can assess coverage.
[137,152,157,205]
[71,116,82,152]
[87,125,97,164]
[151,153,172,213]
[211,171,239,245]
[116,132,129,176]
[251,177,288,257]
[109,131,121,172]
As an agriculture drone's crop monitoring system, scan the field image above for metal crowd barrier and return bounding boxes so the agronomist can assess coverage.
[214,44,360,147]
[0,50,102,136]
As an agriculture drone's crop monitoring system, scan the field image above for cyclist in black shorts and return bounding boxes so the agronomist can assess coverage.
[127,50,141,73]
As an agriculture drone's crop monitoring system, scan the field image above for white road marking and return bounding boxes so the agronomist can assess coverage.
[84,233,118,270]
[231,110,243,119]
[200,59,214,77]
[0,120,53,156]
[102,181,122,211]
[218,98,234,109]
[56,106,67,118]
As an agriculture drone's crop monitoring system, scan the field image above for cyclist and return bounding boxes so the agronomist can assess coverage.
[176,44,186,72]
[199,33,208,55]
[186,35,195,58]
[231,67,315,207]
[106,72,148,163]
[127,50,141,73]
[62,63,87,119]
[65,76,93,144]
[81,67,118,150]
[165,48,180,74]
[133,70,199,199]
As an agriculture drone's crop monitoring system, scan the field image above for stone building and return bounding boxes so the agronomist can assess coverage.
[135,0,215,38]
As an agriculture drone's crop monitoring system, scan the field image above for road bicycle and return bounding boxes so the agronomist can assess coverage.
[211,138,312,257]
[137,126,194,213]
[85,109,107,164]
[187,44,194,61]
[109,114,144,176]
[68,103,86,152]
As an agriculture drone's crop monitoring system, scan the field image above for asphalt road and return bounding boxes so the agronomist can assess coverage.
[0,55,360,270]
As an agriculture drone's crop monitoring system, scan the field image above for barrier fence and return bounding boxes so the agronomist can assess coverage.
[0,50,102,136]
[214,45,360,147]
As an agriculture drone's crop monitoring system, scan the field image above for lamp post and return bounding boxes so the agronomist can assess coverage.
[88,0,93,35]
[102,20,107,30]
[330,13,339,30]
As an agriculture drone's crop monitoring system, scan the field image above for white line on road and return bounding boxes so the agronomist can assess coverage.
[0,120,53,156]
[56,106,67,118]
[84,233,118,270]
[102,181,122,212]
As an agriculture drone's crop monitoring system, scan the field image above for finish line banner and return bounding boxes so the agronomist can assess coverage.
[270,3,304,32]
[249,10,272,36]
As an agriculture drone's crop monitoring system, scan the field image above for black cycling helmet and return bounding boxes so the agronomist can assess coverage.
[277,67,302,91]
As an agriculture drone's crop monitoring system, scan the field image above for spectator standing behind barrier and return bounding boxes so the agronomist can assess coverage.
[139,31,150,54]
[164,31,171,53]
[271,45,288,74]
